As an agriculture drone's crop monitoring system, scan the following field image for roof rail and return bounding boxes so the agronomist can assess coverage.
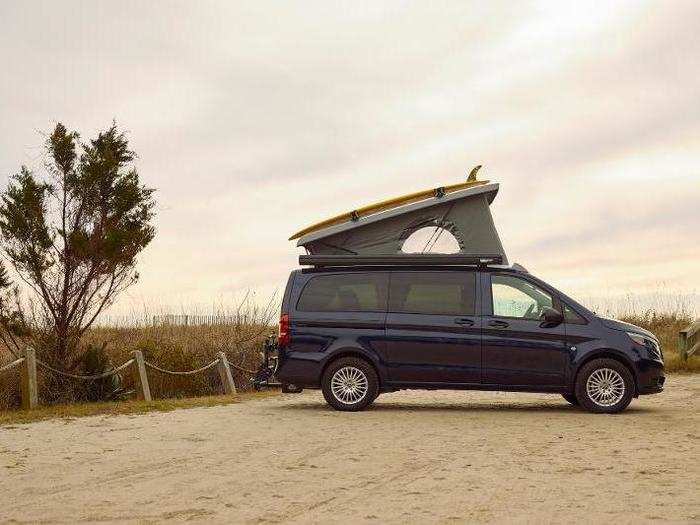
[299,254,504,267]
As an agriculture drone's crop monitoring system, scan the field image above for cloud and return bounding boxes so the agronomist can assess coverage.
[0,0,698,313]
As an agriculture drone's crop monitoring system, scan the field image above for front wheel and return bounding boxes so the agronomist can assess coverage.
[322,357,379,411]
[575,358,634,413]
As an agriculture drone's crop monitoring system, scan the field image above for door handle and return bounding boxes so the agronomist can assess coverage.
[454,317,474,326]
[488,320,509,328]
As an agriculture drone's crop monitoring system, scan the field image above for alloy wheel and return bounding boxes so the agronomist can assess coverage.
[330,366,369,405]
[586,367,625,407]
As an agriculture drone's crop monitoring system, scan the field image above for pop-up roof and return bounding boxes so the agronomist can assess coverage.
[291,174,508,265]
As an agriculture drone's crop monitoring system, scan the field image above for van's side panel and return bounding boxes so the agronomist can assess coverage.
[383,269,481,385]
[277,271,388,388]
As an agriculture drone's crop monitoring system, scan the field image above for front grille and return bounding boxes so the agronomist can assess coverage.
[648,340,663,361]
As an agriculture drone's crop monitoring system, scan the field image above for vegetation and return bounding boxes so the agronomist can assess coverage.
[0,301,276,410]
[0,123,156,402]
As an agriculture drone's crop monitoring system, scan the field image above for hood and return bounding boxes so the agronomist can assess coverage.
[598,316,656,340]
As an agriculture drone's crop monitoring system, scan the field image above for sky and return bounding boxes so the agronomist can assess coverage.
[1,0,699,317]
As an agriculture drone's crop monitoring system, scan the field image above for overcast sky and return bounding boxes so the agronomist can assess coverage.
[1,1,698,316]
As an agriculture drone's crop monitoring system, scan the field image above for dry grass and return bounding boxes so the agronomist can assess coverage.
[0,390,278,426]
[84,321,274,396]
[0,311,276,410]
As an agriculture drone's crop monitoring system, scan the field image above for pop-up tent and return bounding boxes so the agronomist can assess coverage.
[290,175,508,265]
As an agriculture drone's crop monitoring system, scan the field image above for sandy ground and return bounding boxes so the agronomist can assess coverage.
[1,376,698,524]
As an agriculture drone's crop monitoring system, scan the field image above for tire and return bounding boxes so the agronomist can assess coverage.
[561,393,579,406]
[575,358,634,413]
[321,357,379,411]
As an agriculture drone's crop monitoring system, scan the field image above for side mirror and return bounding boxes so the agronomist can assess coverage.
[540,307,564,326]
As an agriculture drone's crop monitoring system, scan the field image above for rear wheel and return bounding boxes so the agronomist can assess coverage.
[561,393,579,406]
[322,357,379,411]
[575,358,634,413]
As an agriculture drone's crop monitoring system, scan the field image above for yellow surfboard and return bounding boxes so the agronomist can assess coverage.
[289,166,487,241]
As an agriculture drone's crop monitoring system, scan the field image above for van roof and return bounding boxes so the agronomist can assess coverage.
[299,265,525,274]
[299,254,505,268]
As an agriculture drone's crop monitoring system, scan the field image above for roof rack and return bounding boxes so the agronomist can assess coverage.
[299,254,504,267]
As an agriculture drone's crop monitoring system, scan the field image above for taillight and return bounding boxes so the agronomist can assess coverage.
[278,313,290,347]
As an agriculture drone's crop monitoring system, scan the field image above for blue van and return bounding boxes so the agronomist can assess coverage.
[266,255,664,413]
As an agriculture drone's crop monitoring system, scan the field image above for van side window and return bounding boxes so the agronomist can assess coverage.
[389,272,476,315]
[491,274,554,319]
[297,273,388,312]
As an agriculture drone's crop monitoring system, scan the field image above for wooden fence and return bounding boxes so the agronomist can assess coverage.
[152,314,244,326]
[0,347,246,410]
[679,319,700,361]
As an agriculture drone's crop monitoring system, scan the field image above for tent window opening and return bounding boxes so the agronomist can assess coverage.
[401,226,460,254]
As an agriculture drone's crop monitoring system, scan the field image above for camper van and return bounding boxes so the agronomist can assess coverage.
[267,254,664,413]
[257,172,665,413]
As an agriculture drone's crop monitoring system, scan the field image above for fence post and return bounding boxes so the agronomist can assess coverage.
[216,352,237,395]
[20,347,38,410]
[679,330,688,362]
[132,350,152,401]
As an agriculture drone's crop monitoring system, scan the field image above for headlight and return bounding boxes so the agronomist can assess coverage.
[626,332,649,346]
[626,332,663,361]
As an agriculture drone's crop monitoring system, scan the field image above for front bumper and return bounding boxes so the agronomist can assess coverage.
[636,360,665,395]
